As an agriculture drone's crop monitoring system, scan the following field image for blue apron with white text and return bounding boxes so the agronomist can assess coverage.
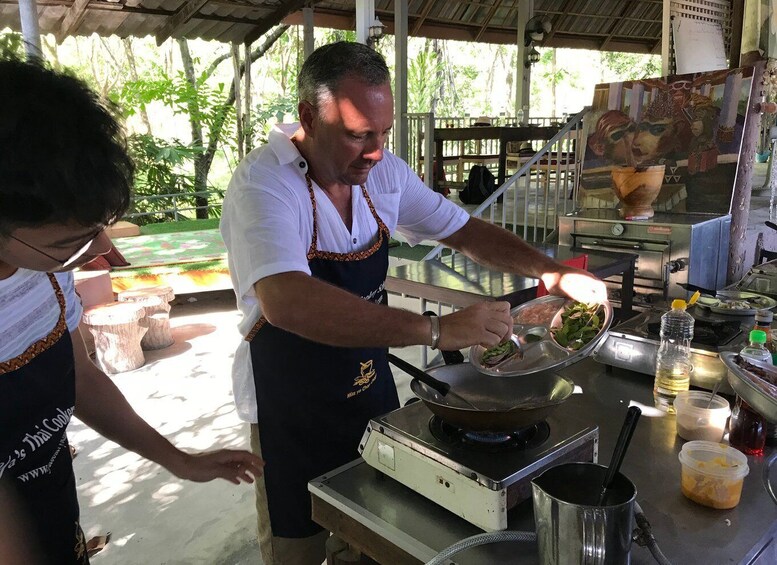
[0,274,88,564]
[247,178,400,537]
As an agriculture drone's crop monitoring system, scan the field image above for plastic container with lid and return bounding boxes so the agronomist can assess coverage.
[654,299,694,413]
[678,441,749,509]
[674,391,731,442]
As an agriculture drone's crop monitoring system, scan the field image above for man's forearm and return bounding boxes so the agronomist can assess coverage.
[256,273,432,348]
[440,217,558,278]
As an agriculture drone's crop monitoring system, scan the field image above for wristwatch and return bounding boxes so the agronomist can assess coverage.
[429,315,441,350]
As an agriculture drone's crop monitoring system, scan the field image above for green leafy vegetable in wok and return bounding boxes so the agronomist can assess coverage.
[551,302,603,351]
[482,340,518,366]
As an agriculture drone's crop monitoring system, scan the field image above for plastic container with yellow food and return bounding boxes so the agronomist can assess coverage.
[678,441,749,509]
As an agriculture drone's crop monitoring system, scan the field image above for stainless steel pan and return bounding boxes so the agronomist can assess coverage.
[389,356,574,432]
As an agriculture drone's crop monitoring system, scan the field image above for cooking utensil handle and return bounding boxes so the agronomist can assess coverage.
[766,221,777,233]
[603,406,641,490]
[676,282,717,297]
[386,353,451,396]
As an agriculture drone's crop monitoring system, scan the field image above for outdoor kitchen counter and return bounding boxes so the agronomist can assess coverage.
[309,357,777,565]
[386,244,637,319]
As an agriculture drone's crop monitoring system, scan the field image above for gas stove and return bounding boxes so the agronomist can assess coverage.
[358,400,598,531]
[593,307,749,390]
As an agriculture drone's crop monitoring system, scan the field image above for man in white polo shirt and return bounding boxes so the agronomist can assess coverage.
[220,41,606,565]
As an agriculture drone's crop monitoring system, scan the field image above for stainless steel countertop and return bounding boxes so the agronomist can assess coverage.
[385,244,637,309]
[310,358,777,564]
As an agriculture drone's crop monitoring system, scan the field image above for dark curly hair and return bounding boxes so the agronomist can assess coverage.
[0,58,133,236]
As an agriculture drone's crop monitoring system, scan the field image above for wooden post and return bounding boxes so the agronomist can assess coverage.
[728,61,767,284]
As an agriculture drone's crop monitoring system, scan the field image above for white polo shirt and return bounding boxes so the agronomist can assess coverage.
[220,123,469,422]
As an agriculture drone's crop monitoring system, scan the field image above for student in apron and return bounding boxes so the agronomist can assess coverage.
[0,59,264,564]
[221,42,606,565]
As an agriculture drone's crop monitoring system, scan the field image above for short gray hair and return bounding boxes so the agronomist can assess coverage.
[298,41,390,108]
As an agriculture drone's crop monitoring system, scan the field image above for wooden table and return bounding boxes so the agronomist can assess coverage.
[385,244,637,321]
[433,125,560,192]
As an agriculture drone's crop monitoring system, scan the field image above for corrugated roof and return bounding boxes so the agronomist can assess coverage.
[0,0,673,53]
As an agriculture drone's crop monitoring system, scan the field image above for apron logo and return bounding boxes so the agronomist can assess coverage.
[348,360,377,398]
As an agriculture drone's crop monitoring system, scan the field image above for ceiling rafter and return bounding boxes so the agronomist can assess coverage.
[244,0,309,45]
[543,0,577,43]
[411,0,436,36]
[600,1,639,50]
[58,0,90,41]
[473,0,502,42]
[155,1,211,46]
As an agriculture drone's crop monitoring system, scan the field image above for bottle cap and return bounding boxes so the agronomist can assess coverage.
[671,299,687,310]
[755,309,774,324]
[750,329,768,344]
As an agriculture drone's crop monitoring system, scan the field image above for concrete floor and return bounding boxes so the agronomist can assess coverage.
[73,162,776,564]
[72,264,425,565]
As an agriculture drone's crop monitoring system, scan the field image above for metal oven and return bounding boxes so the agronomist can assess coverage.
[558,210,731,305]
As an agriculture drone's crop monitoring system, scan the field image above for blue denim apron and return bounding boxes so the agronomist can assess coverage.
[247,176,400,537]
[0,273,88,564]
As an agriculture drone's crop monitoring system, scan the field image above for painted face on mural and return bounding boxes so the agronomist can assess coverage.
[631,117,677,165]
[587,110,636,166]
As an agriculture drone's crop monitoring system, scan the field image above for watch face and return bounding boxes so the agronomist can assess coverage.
[611,223,625,236]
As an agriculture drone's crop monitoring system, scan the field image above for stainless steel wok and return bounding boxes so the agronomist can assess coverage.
[389,355,574,432]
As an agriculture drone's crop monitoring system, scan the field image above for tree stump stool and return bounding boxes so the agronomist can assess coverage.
[82,303,147,374]
[118,286,175,350]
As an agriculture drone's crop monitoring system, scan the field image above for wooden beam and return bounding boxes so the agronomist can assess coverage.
[599,0,638,50]
[155,0,210,46]
[474,0,501,42]
[729,0,744,68]
[410,0,436,36]
[544,0,577,43]
[282,9,657,53]
[58,0,90,42]
[243,0,308,45]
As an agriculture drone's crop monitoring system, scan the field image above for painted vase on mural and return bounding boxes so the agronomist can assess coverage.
[610,164,666,219]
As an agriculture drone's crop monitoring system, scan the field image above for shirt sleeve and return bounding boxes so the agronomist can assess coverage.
[388,153,470,245]
[221,169,312,304]
[56,272,84,333]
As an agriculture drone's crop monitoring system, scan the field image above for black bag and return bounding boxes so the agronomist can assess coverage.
[459,165,499,205]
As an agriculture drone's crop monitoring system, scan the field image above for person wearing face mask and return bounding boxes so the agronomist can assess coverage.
[0,59,265,565]
[220,41,607,565]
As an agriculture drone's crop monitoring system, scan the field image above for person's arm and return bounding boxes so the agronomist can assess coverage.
[255,273,512,351]
[440,217,608,304]
[72,328,264,484]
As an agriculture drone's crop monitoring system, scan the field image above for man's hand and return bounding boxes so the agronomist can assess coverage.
[436,301,513,351]
[168,449,265,485]
[540,267,608,304]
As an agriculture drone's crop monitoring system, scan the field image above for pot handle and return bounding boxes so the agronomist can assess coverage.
[387,353,450,397]
[763,451,777,505]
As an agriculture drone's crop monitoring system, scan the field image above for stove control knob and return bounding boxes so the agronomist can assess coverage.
[611,223,625,236]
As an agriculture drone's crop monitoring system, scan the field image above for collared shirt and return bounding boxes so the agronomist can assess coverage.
[220,123,469,422]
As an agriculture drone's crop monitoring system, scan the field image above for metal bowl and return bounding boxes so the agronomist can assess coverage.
[470,296,614,377]
[720,351,777,423]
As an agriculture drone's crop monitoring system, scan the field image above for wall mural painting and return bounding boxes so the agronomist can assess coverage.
[579,66,755,216]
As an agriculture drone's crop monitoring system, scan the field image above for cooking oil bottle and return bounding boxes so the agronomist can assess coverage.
[653,299,694,413]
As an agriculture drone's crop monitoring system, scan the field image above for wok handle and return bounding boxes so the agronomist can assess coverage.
[387,353,451,397]
[676,282,717,297]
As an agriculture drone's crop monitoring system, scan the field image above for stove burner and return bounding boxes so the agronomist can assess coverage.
[647,319,742,347]
[429,416,551,452]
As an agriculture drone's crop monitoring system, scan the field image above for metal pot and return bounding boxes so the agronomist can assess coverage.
[404,360,574,432]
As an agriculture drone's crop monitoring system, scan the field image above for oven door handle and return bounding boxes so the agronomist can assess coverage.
[589,240,642,250]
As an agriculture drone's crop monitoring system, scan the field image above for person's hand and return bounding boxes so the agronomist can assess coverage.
[540,266,608,304]
[170,449,265,485]
[437,301,513,350]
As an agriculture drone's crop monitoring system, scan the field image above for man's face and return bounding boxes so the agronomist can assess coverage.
[602,121,636,164]
[632,118,676,165]
[303,76,394,187]
[0,222,111,273]
[690,119,704,138]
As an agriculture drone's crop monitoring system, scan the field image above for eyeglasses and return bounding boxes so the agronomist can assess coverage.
[8,231,101,268]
